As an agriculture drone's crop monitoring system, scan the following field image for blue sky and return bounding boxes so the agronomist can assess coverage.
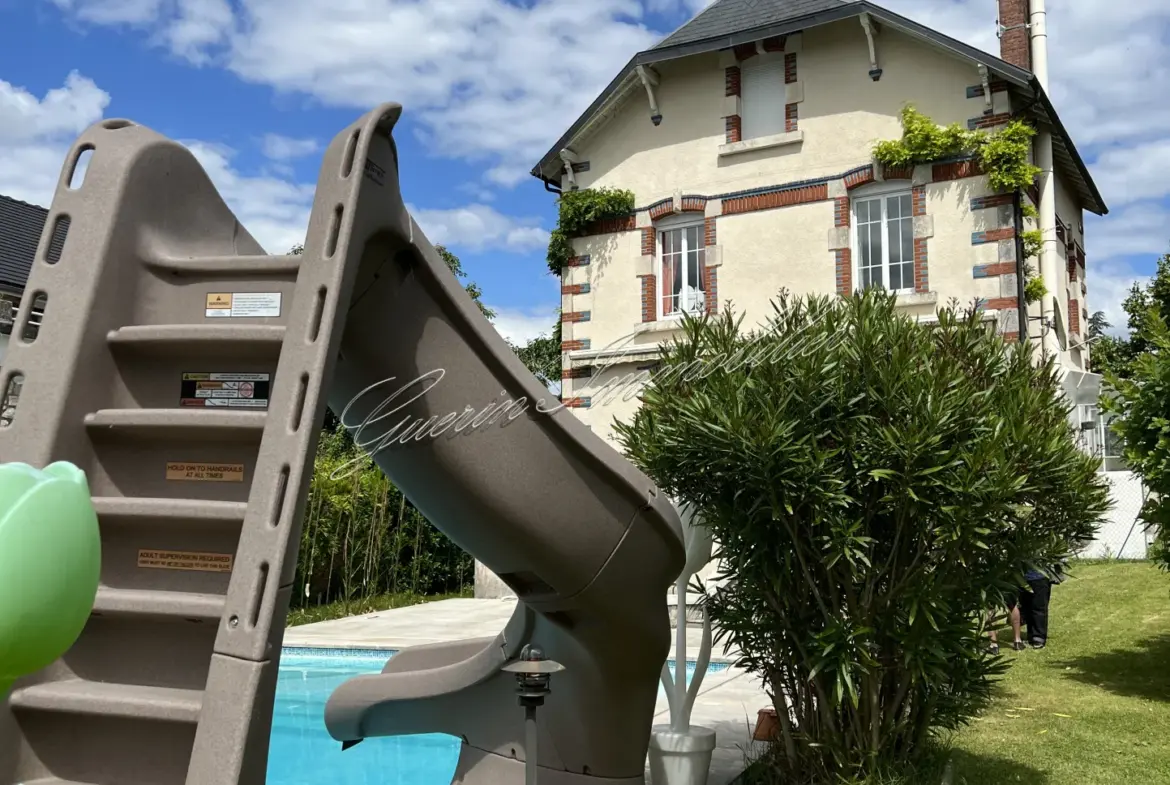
[1,0,1166,342]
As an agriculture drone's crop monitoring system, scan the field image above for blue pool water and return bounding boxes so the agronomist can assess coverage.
[268,647,729,785]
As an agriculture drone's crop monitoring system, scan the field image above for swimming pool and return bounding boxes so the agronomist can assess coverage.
[269,647,729,785]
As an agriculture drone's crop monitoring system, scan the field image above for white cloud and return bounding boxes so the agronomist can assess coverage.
[181,140,315,253]
[47,0,162,25]
[0,71,110,206]
[1085,259,1147,337]
[33,0,1170,330]
[161,0,233,63]
[410,203,549,253]
[42,0,663,186]
[0,68,547,258]
[0,70,312,253]
[261,132,318,160]
[1086,203,1170,260]
[490,305,561,346]
[1093,140,1170,207]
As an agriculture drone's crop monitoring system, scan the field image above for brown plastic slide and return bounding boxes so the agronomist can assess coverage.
[0,102,684,785]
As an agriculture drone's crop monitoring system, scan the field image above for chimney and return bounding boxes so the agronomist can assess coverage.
[997,0,1032,71]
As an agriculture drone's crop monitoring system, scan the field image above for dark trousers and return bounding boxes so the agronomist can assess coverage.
[1019,577,1052,645]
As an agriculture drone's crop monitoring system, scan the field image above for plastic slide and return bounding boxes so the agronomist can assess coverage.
[0,103,684,785]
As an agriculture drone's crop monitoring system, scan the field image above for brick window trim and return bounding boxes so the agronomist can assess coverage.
[704,266,719,314]
[835,248,852,296]
[842,182,929,295]
[725,65,741,97]
[639,274,657,323]
[725,114,742,144]
[647,216,712,320]
[726,48,795,142]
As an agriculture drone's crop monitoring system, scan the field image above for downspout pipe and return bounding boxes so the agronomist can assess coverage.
[559,149,578,190]
[1029,0,1060,360]
[1013,190,1027,343]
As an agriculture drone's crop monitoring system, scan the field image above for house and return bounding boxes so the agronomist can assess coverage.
[0,193,58,417]
[529,0,1106,449]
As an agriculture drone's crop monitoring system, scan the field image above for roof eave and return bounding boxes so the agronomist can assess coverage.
[1031,81,1108,216]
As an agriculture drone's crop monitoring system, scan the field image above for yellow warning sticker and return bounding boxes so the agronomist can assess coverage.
[205,291,281,318]
[205,292,233,312]
[138,549,233,573]
[165,461,245,482]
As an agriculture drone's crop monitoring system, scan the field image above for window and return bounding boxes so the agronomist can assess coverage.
[740,55,786,140]
[659,223,706,318]
[853,190,915,293]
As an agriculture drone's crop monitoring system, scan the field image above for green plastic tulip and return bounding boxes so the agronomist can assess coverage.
[0,461,101,698]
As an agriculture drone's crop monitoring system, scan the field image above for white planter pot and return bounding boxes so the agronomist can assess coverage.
[647,725,716,785]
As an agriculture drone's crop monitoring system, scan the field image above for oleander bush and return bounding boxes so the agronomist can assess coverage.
[617,289,1108,783]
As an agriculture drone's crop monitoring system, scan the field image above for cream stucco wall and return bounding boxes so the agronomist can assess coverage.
[714,200,836,324]
[569,21,1007,204]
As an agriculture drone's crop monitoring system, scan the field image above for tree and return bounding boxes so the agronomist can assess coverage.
[510,316,562,393]
[289,242,495,320]
[616,290,1108,782]
[1088,311,1110,339]
[436,245,496,321]
[1101,308,1170,571]
[1090,252,1170,378]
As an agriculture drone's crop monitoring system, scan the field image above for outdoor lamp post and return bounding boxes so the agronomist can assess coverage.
[502,644,565,785]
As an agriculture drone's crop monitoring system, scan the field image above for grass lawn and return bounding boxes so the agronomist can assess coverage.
[286,587,473,627]
[945,560,1170,784]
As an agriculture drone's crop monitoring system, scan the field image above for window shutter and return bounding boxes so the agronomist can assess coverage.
[740,57,786,139]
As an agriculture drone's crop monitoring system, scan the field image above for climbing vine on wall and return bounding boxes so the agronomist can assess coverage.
[873,105,1041,191]
[1023,272,1048,304]
[874,106,1046,302]
[546,187,636,275]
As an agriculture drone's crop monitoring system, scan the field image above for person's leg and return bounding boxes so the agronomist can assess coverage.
[1018,586,1034,645]
[1009,604,1024,649]
[1028,578,1051,647]
[987,610,999,654]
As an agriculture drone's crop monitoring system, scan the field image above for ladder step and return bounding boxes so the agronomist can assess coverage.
[8,680,203,723]
[144,253,302,276]
[107,324,286,351]
[92,497,248,523]
[93,587,226,620]
[84,408,266,438]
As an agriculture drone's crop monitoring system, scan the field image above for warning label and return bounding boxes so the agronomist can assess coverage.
[205,292,282,318]
[180,372,270,409]
[138,549,233,573]
[165,462,245,482]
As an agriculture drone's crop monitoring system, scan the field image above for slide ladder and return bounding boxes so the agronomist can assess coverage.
[0,103,686,785]
[0,108,402,785]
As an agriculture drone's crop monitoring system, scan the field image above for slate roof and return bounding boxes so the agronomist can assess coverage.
[530,0,1106,216]
[653,0,848,50]
[0,194,59,295]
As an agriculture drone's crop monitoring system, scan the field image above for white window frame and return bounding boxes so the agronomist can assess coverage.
[739,53,787,141]
[656,215,707,320]
[850,183,916,296]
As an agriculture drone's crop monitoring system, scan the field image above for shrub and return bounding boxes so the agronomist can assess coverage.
[616,290,1108,782]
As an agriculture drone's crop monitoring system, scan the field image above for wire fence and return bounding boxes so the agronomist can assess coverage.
[1078,469,1155,560]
